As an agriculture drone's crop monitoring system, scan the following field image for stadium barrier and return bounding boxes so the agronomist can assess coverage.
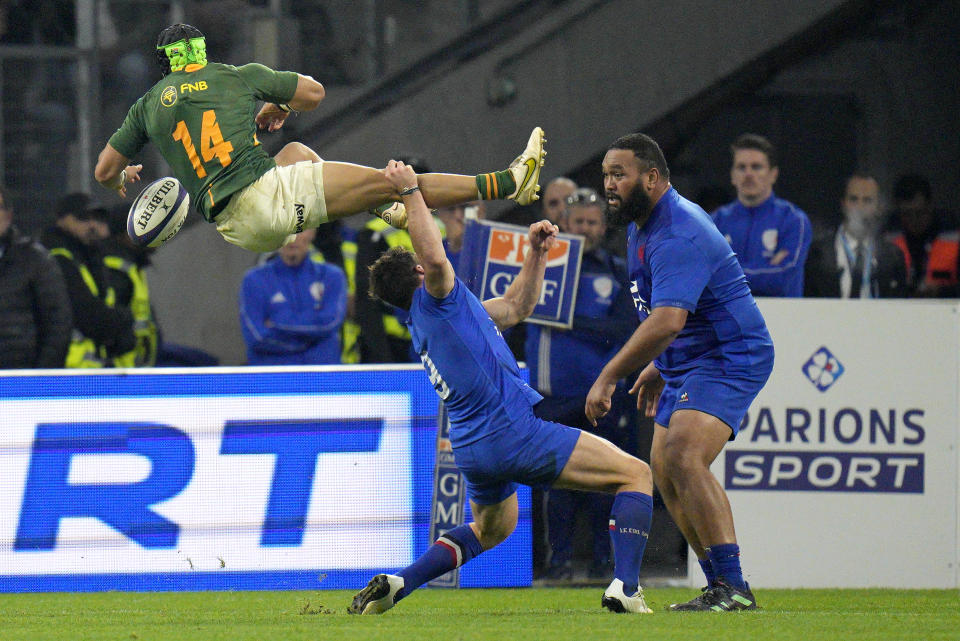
[2,299,955,591]
[693,298,960,588]
[0,366,531,592]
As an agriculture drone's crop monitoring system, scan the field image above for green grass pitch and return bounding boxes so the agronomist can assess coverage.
[1,587,957,640]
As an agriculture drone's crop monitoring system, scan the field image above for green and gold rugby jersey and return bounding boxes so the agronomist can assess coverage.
[108,62,299,222]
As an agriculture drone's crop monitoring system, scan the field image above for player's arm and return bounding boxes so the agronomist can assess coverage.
[483,220,558,331]
[586,236,711,426]
[256,74,325,132]
[94,143,143,197]
[585,305,687,425]
[384,160,456,299]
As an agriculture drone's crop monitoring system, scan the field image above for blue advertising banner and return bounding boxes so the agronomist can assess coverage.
[0,367,531,592]
[427,403,464,588]
[459,220,583,328]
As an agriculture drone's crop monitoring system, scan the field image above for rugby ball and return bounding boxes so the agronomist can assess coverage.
[127,177,190,248]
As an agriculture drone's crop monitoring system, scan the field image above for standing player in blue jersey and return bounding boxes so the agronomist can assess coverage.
[350,160,656,615]
[586,133,775,612]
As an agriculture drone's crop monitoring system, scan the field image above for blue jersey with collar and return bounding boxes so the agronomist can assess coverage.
[627,187,773,379]
[524,248,635,397]
[711,192,812,297]
[407,278,543,447]
[239,253,347,365]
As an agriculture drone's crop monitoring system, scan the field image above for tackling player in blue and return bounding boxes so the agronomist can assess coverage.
[586,133,775,612]
[349,159,656,615]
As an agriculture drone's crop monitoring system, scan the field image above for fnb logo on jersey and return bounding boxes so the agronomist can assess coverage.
[466,221,583,327]
[160,85,178,107]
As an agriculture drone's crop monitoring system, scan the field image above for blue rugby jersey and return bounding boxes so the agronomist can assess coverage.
[711,192,812,297]
[407,279,543,447]
[239,254,347,365]
[627,187,773,379]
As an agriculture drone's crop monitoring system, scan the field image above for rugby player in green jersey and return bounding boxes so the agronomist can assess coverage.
[95,24,545,253]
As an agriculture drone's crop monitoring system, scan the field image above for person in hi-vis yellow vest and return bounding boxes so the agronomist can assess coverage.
[40,194,135,367]
[311,220,360,364]
[101,205,158,367]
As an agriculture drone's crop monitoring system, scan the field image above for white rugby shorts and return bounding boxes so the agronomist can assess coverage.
[215,160,328,252]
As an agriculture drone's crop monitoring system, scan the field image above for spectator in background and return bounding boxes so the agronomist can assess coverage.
[354,156,433,363]
[885,173,959,297]
[526,188,637,582]
[805,173,907,298]
[239,228,347,365]
[0,185,72,368]
[437,200,486,274]
[101,206,158,366]
[541,177,577,230]
[712,134,812,297]
[40,194,135,367]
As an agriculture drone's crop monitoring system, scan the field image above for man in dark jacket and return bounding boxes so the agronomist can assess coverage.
[805,174,908,298]
[0,185,72,368]
[40,193,135,367]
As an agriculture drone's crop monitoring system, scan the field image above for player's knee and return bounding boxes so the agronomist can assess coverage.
[275,142,320,165]
[659,438,703,480]
[650,454,670,488]
[474,515,516,550]
[630,456,653,490]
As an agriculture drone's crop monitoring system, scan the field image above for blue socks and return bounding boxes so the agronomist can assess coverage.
[699,557,716,587]
[396,524,484,600]
[707,543,746,590]
[609,491,653,595]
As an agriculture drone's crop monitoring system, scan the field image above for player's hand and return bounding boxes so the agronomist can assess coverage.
[255,103,290,132]
[383,159,418,192]
[115,164,143,197]
[630,362,663,418]
[528,220,559,254]
[585,375,617,427]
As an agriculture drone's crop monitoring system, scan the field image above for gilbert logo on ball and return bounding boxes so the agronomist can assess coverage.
[127,177,190,248]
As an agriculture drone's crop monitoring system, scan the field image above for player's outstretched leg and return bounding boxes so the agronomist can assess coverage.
[347,494,517,614]
[358,126,547,229]
[551,431,654,614]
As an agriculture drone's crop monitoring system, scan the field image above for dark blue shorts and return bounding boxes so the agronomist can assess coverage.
[654,369,771,438]
[453,417,582,505]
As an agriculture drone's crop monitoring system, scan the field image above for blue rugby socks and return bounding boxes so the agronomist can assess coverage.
[699,557,717,587]
[707,543,746,590]
[396,524,484,600]
[609,491,653,595]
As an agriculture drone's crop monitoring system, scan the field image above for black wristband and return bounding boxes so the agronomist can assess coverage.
[399,185,420,197]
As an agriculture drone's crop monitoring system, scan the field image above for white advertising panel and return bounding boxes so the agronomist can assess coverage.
[689,300,959,588]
